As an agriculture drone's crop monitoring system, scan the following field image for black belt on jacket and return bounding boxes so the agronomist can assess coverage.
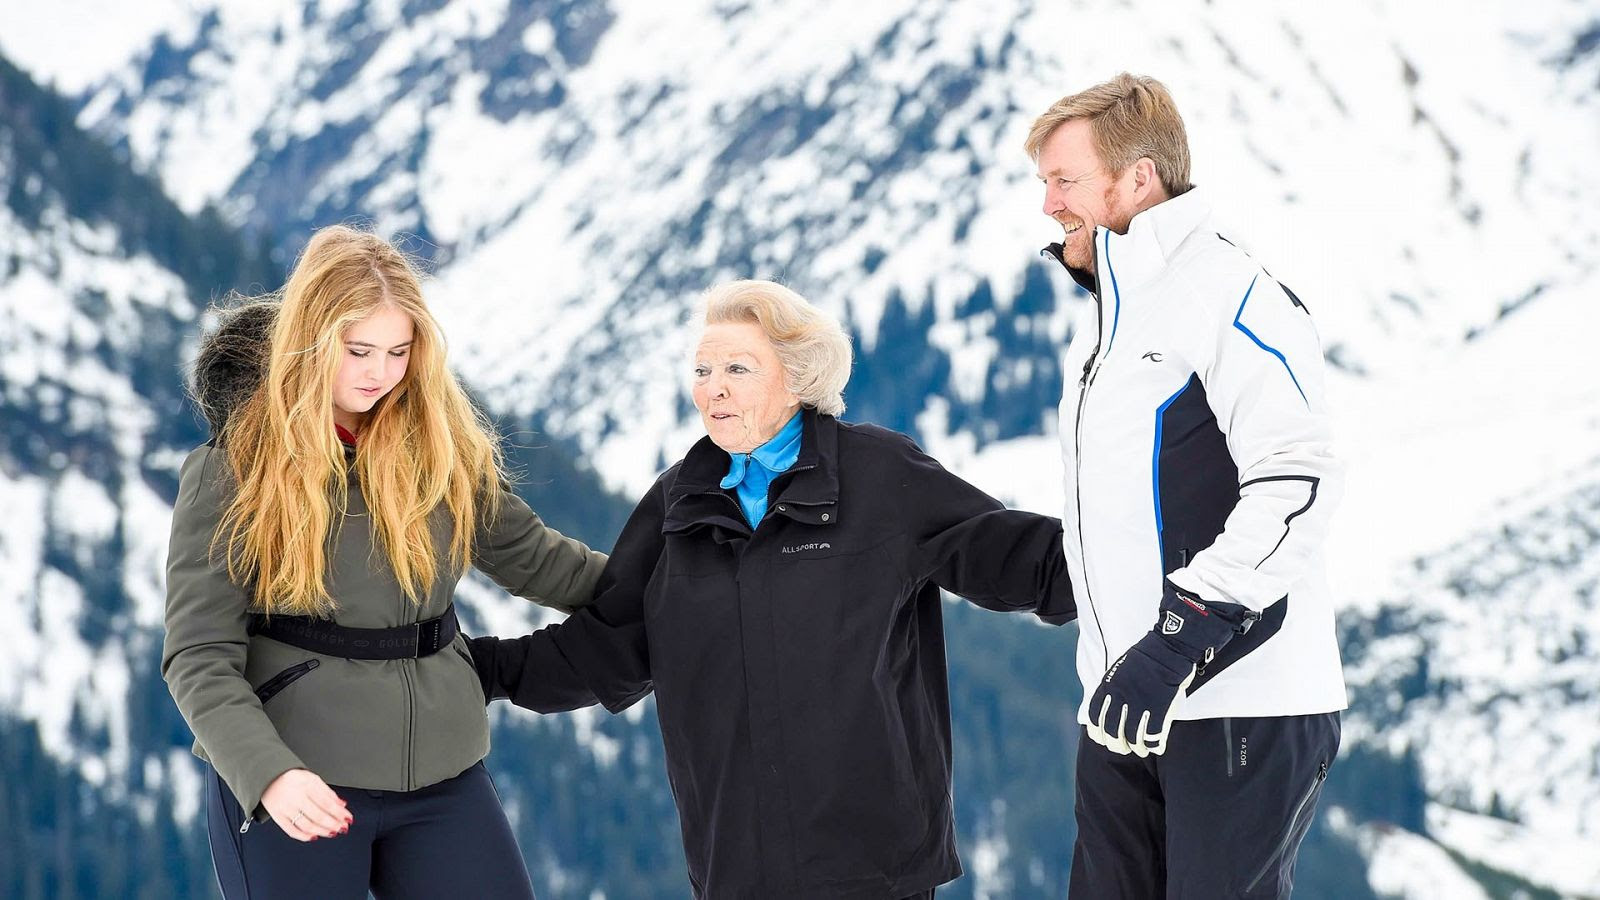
[248,605,459,660]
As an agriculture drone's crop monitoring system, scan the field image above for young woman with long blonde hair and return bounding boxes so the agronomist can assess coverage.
[163,224,604,898]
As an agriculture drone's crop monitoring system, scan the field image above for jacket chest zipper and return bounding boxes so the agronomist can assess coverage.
[398,586,417,790]
[1075,264,1111,669]
[1073,360,1105,670]
[400,657,417,789]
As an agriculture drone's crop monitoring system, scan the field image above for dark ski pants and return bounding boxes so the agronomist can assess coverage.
[206,761,536,899]
[1069,712,1340,899]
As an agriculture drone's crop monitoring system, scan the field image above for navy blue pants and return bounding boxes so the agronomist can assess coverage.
[206,761,536,899]
[1069,712,1340,900]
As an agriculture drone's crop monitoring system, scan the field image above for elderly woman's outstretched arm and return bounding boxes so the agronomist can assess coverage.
[886,431,1076,624]
[468,474,666,713]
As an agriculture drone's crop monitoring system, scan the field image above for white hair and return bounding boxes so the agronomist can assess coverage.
[700,280,853,416]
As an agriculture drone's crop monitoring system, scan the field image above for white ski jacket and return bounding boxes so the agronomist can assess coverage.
[1051,188,1348,722]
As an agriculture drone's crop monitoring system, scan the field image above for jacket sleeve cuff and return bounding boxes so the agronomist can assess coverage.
[1154,579,1258,664]
[547,613,652,714]
[1164,568,1267,615]
[220,746,307,823]
[1036,542,1077,625]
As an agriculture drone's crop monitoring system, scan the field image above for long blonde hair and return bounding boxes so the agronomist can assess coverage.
[215,225,501,616]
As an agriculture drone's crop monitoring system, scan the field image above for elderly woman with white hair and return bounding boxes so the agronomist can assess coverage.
[472,279,1075,899]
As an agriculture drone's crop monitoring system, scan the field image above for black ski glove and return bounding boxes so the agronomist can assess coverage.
[1084,580,1258,757]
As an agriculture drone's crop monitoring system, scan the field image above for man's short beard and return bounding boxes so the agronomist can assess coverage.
[1103,182,1135,234]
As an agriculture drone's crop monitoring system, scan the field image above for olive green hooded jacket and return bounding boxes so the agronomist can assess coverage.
[162,302,605,821]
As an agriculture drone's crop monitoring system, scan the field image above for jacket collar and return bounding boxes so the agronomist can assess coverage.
[1040,186,1213,293]
[665,408,841,535]
[719,410,803,491]
[194,300,278,438]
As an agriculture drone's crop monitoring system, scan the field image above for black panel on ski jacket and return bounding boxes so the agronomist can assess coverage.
[473,409,1074,899]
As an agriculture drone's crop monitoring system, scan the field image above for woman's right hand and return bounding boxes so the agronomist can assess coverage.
[260,768,353,841]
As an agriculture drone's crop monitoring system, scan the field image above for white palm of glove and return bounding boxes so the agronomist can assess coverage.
[1084,631,1205,758]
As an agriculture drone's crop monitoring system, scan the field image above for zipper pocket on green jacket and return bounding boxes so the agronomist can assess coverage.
[254,659,319,704]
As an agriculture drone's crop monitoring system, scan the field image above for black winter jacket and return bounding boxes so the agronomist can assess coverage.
[473,411,1074,898]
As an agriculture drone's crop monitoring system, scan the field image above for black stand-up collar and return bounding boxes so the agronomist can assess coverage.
[771,408,839,514]
[1040,242,1098,295]
[664,408,841,535]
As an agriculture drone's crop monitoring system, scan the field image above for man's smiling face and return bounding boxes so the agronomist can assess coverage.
[1037,118,1140,274]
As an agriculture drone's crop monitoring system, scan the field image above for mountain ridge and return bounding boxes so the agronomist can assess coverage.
[2,2,1598,896]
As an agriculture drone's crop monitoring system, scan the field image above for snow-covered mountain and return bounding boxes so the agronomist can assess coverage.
[66,0,1600,443]
[3,0,1599,896]
[0,133,195,811]
[1337,452,1600,899]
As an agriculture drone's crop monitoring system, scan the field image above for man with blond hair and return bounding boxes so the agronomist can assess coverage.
[1026,73,1347,897]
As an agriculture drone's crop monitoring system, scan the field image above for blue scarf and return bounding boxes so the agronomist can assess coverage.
[720,411,803,528]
